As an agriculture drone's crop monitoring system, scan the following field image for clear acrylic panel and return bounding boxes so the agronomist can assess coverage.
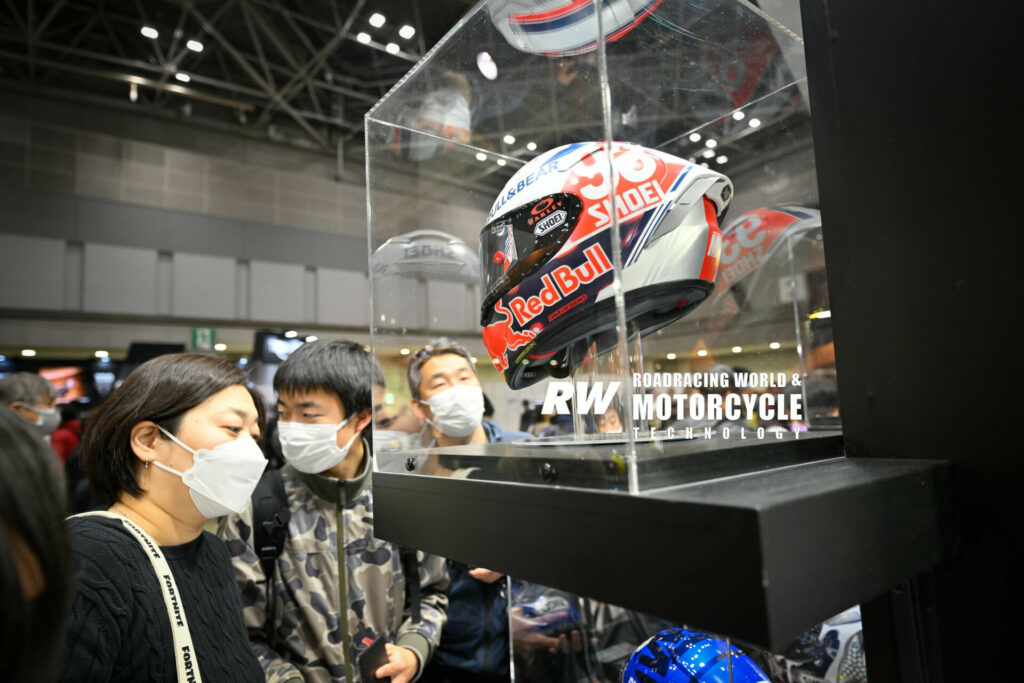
[366,0,838,494]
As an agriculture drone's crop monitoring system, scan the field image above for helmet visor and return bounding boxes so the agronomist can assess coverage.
[479,193,582,321]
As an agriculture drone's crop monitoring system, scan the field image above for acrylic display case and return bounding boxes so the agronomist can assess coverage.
[364,0,953,678]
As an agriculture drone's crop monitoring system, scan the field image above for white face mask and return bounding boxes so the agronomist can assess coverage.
[277,416,359,474]
[423,385,484,438]
[153,426,267,519]
[22,404,60,437]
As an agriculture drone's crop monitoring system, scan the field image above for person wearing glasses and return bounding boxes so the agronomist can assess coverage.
[407,340,530,683]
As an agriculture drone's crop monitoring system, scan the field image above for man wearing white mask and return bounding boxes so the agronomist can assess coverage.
[220,340,449,683]
[0,371,60,441]
[406,340,530,683]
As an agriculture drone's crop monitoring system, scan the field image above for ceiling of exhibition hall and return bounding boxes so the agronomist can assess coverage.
[0,1,473,153]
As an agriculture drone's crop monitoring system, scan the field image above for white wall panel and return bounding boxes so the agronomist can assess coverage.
[317,268,369,326]
[250,260,305,323]
[0,233,65,310]
[82,243,158,315]
[171,252,237,319]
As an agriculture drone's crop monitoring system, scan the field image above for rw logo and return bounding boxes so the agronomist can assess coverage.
[541,381,622,416]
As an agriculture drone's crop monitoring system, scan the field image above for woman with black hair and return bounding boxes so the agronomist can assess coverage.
[0,405,72,681]
[58,353,268,682]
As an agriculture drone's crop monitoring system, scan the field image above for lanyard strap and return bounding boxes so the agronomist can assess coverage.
[72,511,203,683]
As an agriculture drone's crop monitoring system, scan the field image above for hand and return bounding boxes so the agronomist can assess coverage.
[375,644,419,683]
[468,567,504,584]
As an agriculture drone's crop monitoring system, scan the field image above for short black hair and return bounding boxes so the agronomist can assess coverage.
[0,406,71,680]
[81,353,266,504]
[274,340,377,420]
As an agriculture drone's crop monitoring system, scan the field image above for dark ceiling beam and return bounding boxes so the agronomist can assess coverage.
[31,0,67,40]
[254,0,367,127]
[0,48,255,110]
[182,0,330,149]
[4,0,25,32]
[240,0,274,89]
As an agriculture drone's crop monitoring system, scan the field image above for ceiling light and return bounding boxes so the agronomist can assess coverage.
[186,39,203,52]
[471,356,478,364]
[476,51,498,80]
[305,335,318,342]
[809,309,832,319]
[385,42,400,54]
[94,350,109,358]
[399,25,415,39]
[732,110,745,121]
[705,139,717,149]
[697,349,708,357]
[475,152,487,161]
[214,343,227,351]
[175,72,190,83]
[666,353,677,360]
[700,162,708,168]
[503,134,515,145]
[284,330,298,338]
[239,357,249,365]
[732,346,743,353]
[526,141,537,151]
[769,342,781,350]
[129,82,138,102]
[716,155,728,164]
[496,159,507,167]
[702,149,715,159]
[369,12,386,28]
[399,348,411,355]
[22,349,36,357]
[357,32,371,44]
[688,132,701,142]
[748,117,762,128]
[141,26,159,39]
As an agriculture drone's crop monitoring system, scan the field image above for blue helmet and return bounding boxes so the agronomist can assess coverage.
[622,628,769,683]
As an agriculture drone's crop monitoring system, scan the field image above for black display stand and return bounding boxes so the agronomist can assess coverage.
[374,441,954,650]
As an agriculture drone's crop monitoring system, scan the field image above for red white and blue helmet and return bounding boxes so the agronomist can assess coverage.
[480,141,732,388]
[622,628,769,683]
[488,0,664,57]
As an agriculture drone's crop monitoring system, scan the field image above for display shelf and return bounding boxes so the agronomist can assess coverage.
[373,449,954,651]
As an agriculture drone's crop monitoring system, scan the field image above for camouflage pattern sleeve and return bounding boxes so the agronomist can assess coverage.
[219,506,304,683]
[396,549,450,676]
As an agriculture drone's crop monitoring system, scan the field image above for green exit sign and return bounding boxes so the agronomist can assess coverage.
[191,327,216,351]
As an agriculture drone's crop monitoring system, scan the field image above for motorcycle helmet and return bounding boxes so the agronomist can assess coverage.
[479,141,732,388]
[622,628,769,683]
[488,0,665,56]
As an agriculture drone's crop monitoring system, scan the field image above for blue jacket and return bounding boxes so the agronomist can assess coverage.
[426,420,529,679]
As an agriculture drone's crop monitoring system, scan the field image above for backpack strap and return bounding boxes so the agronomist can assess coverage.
[251,467,291,642]
[399,546,422,623]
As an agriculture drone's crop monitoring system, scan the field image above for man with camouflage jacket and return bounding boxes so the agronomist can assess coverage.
[220,340,449,682]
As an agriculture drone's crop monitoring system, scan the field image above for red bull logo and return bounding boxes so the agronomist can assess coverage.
[507,244,613,326]
[483,299,537,372]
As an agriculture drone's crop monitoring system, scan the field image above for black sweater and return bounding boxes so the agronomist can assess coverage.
[59,515,263,682]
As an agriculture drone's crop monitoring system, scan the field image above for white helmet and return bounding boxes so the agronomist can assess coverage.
[487,0,664,57]
[480,141,732,388]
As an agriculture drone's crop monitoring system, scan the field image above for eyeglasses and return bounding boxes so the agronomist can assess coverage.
[410,344,472,364]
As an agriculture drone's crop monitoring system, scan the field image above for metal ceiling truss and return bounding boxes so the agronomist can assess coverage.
[0,0,440,152]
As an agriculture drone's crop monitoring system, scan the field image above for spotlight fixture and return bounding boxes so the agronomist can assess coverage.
[666,353,677,360]
[748,118,762,128]
[496,159,507,166]
[369,12,386,28]
[357,32,371,44]
[175,72,190,83]
[129,82,138,102]
[697,349,708,357]
[716,155,728,164]
[94,350,109,358]
[305,335,318,342]
[399,25,415,39]
[475,152,487,161]
[186,39,203,52]
[141,26,159,39]
[526,141,537,151]
[214,343,227,351]
[705,139,717,149]
[732,110,745,121]
[476,51,498,80]
[769,342,781,350]
[702,149,715,159]
[22,349,36,357]
[503,134,515,145]
[385,42,400,54]
[688,132,701,142]
[284,330,298,338]
[399,348,411,355]
[731,346,743,353]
